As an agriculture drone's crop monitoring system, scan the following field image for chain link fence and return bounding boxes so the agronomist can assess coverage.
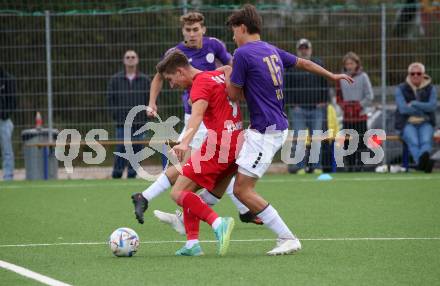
[1,3,439,179]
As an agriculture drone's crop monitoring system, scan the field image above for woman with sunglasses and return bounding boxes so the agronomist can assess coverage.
[395,62,437,173]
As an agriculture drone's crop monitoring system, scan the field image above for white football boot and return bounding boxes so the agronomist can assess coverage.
[266,238,302,256]
[153,209,186,235]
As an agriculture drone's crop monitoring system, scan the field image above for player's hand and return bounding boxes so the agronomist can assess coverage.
[216,65,232,75]
[147,104,157,118]
[171,143,189,162]
[333,74,354,84]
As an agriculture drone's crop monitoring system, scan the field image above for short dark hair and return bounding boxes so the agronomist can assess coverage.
[180,12,205,27]
[156,49,190,75]
[226,4,262,35]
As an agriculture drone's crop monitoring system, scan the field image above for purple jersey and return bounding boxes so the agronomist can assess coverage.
[167,37,232,114]
[230,41,297,133]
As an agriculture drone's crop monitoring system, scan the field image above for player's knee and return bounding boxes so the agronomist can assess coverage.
[233,181,249,201]
[170,189,181,203]
[164,167,178,184]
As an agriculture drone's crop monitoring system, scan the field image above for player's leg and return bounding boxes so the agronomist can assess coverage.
[175,208,204,256]
[204,176,262,225]
[169,175,204,256]
[194,121,261,224]
[153,166,260,230]
[224,177,263,224]
[133,118,202,224]
[131,149,191,224]
[234,129,301,255]
[141,161,181,201]
[171,175,234,256]
[156,177,262,237]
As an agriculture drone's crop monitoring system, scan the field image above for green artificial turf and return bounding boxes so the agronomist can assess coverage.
[1,173,439,286]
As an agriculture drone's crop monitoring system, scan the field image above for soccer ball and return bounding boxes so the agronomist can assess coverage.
[108,227,140,257]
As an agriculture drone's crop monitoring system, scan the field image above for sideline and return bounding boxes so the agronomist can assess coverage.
[0,259,72,286]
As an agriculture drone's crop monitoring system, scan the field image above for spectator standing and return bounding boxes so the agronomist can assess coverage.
[284,39,329,174]
[0,67,17,181]
[336,52,374,171]
[107,50,150,179]
[395,62,436,173]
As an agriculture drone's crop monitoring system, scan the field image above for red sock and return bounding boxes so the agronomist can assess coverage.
[183,208,200,241]
[178,191,218,226]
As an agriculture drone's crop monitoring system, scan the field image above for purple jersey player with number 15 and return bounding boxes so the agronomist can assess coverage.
[225,4,354,256]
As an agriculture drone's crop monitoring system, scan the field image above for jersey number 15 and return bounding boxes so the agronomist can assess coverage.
[263,55,284,100]
[263,55,282,87]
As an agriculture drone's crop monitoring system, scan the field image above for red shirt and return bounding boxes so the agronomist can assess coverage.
[190,70,243,140]
[183,70,243,189]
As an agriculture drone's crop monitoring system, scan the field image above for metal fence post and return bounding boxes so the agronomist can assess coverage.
[45,10,53,180]
[182,0,188,14]
[45,10,53,143]
[381,3,387,164]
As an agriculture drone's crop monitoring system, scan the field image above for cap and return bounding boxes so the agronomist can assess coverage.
[296,38,311,49]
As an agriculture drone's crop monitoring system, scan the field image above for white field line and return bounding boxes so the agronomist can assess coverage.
[0,260,72,286]
[1,175,440,190]
[1,237,440,248]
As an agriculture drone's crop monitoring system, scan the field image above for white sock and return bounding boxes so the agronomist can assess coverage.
[257,205,295,239]
[199,189,220,207]
[142,173,171,202]
[185,239,199,248]
[225,177,250,214]
[211,217,222,230]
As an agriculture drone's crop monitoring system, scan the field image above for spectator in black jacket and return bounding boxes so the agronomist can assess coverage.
[0,67,17,180]
[284,39,329,174]
[107,50,150,178]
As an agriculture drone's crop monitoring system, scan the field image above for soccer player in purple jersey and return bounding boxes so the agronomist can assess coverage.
[226,4,354,255]
[132,12,261,234]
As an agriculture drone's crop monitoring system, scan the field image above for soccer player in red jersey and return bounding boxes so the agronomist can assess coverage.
[155,49,242,256]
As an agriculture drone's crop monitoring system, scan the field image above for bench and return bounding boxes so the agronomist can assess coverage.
[26,134,439,179]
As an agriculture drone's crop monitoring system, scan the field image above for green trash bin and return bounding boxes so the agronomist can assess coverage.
[21,128,59,180]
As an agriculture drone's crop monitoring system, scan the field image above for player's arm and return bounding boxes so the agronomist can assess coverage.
[147,72,164,117]
[227,84,244,102]
[171,100,208,161]
[226,68,245,102]
[296,58,354,84]
[216,65,241,101]
[219,65,244,102]
[227,49,247,102]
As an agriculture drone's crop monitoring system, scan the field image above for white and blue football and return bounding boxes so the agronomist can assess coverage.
[109,227,140,257]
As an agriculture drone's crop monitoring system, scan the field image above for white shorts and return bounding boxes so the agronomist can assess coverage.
[177,113,208,149]
[236,129,288,178]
